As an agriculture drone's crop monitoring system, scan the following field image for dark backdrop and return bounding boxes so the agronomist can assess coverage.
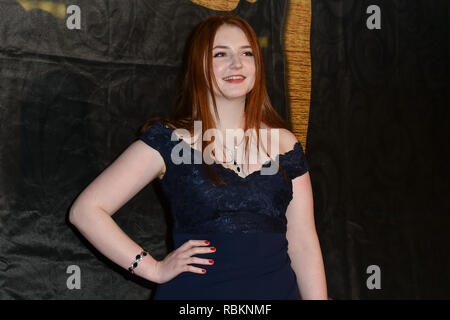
[0,0,449,300]
[0,0,288,299]
[308,0,449,299]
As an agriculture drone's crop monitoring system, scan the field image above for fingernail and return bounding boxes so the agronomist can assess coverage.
[204,241,210,245]
[209,260,214,264]
[201,269,206,273]
[210,247,216,251]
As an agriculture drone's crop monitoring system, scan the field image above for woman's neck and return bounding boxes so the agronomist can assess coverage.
[209,95,246,132]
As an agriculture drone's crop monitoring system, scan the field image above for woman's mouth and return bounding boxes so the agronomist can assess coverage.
[223,75,246,84]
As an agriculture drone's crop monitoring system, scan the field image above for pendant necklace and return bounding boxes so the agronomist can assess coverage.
[217,132,246,174]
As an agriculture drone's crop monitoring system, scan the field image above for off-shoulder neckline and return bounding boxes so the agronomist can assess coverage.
[156,122,302,180]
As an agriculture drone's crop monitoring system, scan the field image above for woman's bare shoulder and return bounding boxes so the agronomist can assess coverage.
[260,122,298,154]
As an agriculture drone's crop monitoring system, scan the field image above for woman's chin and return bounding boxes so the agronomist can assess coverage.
[215,91,250,101]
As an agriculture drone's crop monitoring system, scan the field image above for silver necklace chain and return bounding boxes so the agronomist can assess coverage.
[216,131,246,173]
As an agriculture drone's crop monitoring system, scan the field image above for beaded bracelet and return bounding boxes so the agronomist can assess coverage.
[128,249,149,274]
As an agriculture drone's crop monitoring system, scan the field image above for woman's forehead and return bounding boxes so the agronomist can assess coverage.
[213,24,250,46]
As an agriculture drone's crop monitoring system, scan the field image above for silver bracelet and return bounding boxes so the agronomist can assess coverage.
[128,249,149,274]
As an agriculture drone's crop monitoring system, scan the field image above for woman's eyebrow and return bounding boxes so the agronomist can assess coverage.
[213,45,252,49]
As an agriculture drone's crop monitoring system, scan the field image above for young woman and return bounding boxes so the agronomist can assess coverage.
[69,13,327,300]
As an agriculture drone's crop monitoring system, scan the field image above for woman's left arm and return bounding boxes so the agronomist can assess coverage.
[285,171,328,300]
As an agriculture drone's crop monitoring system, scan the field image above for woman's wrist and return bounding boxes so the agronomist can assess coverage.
[127,249,149,274]
[128,249,159,282]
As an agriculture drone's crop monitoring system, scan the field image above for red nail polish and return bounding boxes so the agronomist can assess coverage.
[204,241,210,245]
[201,269,206,273]
[209,260,214,264]
[210,247,216,251]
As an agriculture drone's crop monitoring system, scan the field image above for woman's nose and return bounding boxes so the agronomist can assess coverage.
[230,54,243,68]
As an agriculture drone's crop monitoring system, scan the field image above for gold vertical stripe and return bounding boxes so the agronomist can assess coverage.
[284,0,311,147]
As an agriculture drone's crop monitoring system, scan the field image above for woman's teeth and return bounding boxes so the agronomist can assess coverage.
[223,76,245,81]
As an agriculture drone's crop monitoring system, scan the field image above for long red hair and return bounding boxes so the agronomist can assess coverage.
[140,13,290,185]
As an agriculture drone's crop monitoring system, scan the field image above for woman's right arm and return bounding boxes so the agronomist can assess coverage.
[69,139,215,283]
[69,140,165,282]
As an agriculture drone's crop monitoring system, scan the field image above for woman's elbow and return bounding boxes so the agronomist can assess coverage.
[69,200,109,227]
[68,204,81,226]
[69,201,91,226]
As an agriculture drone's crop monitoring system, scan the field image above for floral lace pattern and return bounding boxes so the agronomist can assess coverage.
[139,122,309,234]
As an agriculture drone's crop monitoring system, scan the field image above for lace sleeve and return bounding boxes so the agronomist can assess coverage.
[282,141,310,180]
[139,122,175,173]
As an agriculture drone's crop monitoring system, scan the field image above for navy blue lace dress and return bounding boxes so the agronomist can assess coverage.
[139,122,309,300]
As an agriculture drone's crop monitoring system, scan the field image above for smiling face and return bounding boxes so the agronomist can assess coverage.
[209,24,256,100]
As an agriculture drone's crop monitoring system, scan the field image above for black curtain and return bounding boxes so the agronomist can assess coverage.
[0,0,288,299]
[309,0,449,299]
